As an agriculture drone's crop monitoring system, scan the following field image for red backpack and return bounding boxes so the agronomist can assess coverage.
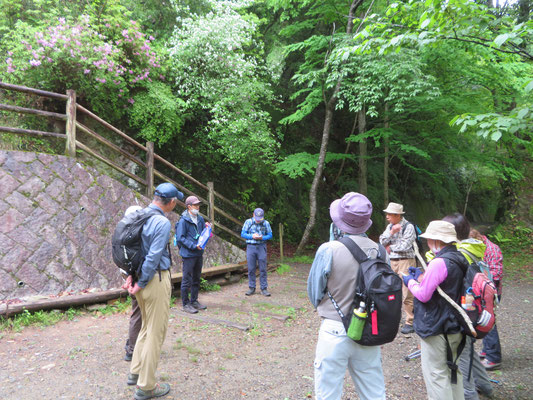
[460,257,498,339]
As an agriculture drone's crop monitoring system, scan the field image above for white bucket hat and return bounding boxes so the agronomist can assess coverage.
[420,220,458,244]
[383,202,405,214]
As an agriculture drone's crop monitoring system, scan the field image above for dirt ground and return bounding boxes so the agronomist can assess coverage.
[0,262,532,400]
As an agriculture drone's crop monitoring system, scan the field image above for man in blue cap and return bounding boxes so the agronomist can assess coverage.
[124,182,183,400]
[241,208,273,296]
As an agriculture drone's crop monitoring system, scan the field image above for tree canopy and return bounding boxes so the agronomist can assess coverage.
[1,0,531,244]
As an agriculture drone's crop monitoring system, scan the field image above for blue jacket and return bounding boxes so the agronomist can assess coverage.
[138,204,172,288]
[175,211,205,258]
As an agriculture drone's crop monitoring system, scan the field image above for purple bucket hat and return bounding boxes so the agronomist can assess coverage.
[329,192,373,235]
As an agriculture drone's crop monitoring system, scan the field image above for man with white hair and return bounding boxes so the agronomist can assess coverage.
[379,202,416,334]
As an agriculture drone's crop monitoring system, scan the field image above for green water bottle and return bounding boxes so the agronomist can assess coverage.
[347,301,367,341]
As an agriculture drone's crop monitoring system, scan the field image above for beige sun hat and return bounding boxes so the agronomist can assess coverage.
[420,220,458,243]
[383,202,405,214]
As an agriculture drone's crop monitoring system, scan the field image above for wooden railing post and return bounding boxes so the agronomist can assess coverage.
[65,89,76,157]
[207,182,215,228]
[145,141,154,197]
[279,223,284,261]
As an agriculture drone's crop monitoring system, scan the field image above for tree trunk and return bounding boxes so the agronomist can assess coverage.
[333,113,358,185]
[358,106,368,195]
[296,0,363,254]
[383,102,390,207]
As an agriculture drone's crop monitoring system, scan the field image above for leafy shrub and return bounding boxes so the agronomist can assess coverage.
[1,15,162,121]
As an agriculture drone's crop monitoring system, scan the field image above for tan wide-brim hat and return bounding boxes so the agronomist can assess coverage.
[420,220,458,243]
[383,202,405,214]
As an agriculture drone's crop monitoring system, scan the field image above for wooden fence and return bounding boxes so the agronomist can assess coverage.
[0,81,246,242]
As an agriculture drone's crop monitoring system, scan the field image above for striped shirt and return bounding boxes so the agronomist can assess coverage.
[241,218,273,245]
[482,235,503,281]
[379,218,416,259]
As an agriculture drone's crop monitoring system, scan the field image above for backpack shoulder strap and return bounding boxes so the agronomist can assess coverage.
[338,236,387,264]
[338,237,368,263]
[458,247,480,263]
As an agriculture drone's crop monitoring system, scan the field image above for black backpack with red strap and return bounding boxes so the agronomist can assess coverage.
[329,237,403,346]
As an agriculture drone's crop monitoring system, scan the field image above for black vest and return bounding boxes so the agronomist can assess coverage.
[413,245,468,338]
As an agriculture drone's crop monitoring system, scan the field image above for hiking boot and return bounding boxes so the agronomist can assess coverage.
[191,300,207,310]
[134,382,170,400]
[401,324,414,334]
[124,351,133,362]
[127,373,138,386]
[182,304,198,314]
[261,289,271,297]
[481,359,501,371]
[245,288,255,296]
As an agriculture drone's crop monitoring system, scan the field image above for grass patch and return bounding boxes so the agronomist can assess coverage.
[276,263,292,275]
[200,277,221,292]
[490,221,533,284]
[284,255,314,264]
[252,302,297,318]
[0,307,82,332]
[92,297,132,315]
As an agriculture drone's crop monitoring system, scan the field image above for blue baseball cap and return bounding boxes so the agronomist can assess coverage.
[253,208,264,222]
[154,183,184,200]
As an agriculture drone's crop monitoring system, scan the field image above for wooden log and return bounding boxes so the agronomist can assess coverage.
[0,126,65,138]
[0,103,67,120]
[0,289,128,317]
[170,262,247,285]
[0,81,68,100]
[0,263,247,317]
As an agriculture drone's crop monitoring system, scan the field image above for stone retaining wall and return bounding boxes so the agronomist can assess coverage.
[0,150,245,301]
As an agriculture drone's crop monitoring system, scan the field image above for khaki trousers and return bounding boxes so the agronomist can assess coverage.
[130,270,171,390]
[390,259,415,325]
[421,333,465,400]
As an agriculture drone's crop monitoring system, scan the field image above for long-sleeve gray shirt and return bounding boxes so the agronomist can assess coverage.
[379,218,416,259]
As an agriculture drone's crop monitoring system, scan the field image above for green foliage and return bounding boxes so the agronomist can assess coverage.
[284,254,314,264]
[276,263,291,274]
[489,220,533,284]
[167,0,280,168]
[200,277,221,292]
[0,307,81,332]
[0,12,163,121]
[129,82,187,144]
[274,152,355,178]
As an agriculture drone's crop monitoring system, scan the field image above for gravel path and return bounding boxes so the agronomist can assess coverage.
[0,263,531,399]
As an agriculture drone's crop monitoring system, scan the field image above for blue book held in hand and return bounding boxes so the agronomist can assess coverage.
[197,224,212,249]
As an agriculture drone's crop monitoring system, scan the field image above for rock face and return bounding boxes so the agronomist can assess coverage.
[0,150,245,301]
